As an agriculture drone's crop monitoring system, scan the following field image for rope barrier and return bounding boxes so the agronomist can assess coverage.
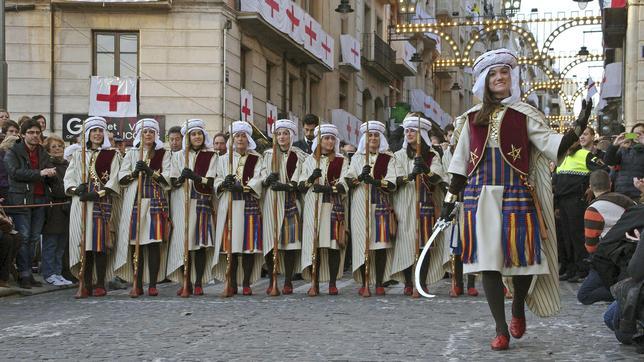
[0,201,71,209]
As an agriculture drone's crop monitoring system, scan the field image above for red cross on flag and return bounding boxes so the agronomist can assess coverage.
[240,88,254,124]
[89,76,137,118]
[585,77,598,102]
[340,34,360,71]
[266,102,277,137]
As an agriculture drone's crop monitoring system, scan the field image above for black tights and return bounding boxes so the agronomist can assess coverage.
[178,248,206,288]
[230,254,255,287]
[403,254,430,288]
[453,255,476,289]
[265,250,298,284]
[83,251,107,289]
[311,249,341,285]
[360,249,387,287]
[134,244,161,288]
[481,271,532,336]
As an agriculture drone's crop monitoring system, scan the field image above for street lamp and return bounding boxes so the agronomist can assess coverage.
[335,0,354,14]
[577,46,589,61]
[572,0,593,10]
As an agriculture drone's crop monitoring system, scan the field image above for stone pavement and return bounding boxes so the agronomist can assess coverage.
[0,275,640,361]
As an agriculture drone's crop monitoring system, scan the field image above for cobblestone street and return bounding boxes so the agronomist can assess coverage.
[0,275,639,361]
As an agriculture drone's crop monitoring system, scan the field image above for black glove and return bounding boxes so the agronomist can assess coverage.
[230,182,244,193]
[307,168,322,184]
[174,176,186,187]
[440,201,456,222]
[575,99,593,131]
[413,156,429,174]
[181,168,202,183]
[362,174,376,185]
[271,182,292,192]
[218,174,236,192]
[265,172,279,186]
[74,183,88,196]
[357,165,371,182]
[135,160,153,177]
[79,191,100,202]
[312,184,332,194]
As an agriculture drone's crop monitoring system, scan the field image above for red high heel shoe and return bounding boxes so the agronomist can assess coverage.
[358,287,365,296]
[510,316,526,339]
[282,282,293,295]
[328,283,339,295]
[467,287,479,297]
[193,286,204,296]
[242,287,252,296]
[375,287,386,296]
[490,334,510,351]
[403,286,413,296]
[449,286,463,297]
[148,287,159,297]
[92,287,107,297]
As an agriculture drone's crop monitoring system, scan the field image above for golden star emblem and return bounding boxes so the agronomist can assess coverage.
[508,144,522,162]
[469,148,479,165]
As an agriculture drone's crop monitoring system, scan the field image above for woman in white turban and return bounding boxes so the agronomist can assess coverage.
[298,124,349,295]
[213,121,264,296]
[114,118,171,297]
[391,113,447,296]
[345,121,397,296]
[261,119,307,295]
[166,119,217,296]
[64,116,121,298]
[444,48,592,350]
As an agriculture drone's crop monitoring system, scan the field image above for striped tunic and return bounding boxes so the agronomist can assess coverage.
[212,151,265,285]
[114,148,172,283]
[64,148,121,280]
[449,102,564,317]
[165,149,217,284]
[347,151,397,285]
[261,148,306,273]
[391,147,448,286]
[299,154,349,283]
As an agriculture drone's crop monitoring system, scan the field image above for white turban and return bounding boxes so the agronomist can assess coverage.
[181,119,213,151]
[402,114,432,148]
[472,48,521,105]
[133,118,164,150]
[83,116,112,150]
[229,120,256,151]
[273,119,298,147]
[311,124,340,156]
[357,120,389,154]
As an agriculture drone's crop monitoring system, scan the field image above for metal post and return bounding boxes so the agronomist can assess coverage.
[0,0,8,110]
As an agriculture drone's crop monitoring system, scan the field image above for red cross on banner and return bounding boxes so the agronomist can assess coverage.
[266,102,277,137]
[286,4,300,31]
[322,36,331,59]
[305,20,317,46]
[265,0,279,17]
[240,88,254,124]
[351,45,359,61]
[89,76,137,117]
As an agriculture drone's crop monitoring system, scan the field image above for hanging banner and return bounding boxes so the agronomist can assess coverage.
[240,88,255,124]
[266,102,278,137]
[331,109,361,146]
[89,76,137,118]
[340,34,361,71]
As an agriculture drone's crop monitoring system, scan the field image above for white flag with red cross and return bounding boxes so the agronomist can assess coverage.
[240,88,254,123]
[89,76,137,117]
[266,102,277,137]
[340,34,361,71]
[585,77,598,102]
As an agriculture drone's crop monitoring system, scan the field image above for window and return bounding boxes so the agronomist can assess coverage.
[376,17,383,38]
[288,74,295,112]
[363,5,371,34]
[240,47,250,90]
[93,31,139,78]
[266,61,275,102]
[339,78,348,111]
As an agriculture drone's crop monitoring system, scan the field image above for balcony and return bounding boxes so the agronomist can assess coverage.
[238,0,333,72]
[602,7,627,49]
[51,0,172,9]
[362,32,397,82]
[390,41,417,77]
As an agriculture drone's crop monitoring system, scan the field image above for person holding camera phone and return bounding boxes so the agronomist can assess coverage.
[604,123,644,201]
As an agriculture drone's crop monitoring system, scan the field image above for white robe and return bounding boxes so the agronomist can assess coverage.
[64,148,121,280]
[391,147,447,286]
[166,149,217,284]
[346,151,397,285]
[261,147,306,273]
[212,151,264,285]
[114,148,172,283]
[449,102,562,317]
[299,154,348,282]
